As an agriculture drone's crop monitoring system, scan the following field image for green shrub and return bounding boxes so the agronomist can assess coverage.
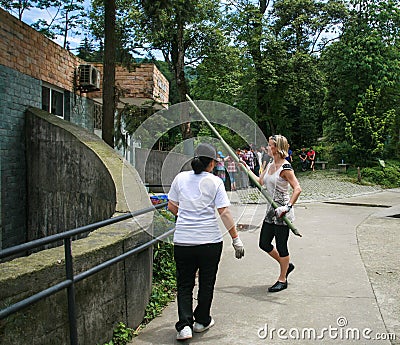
[330,142,354,164]
[311,144,329,161]
[361,160,400,188]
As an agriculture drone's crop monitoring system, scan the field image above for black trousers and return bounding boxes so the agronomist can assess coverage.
[174,242,223,332]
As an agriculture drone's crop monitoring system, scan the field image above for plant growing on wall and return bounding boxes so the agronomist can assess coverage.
[103,322,134,345]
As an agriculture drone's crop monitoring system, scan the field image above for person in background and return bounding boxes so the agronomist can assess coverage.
[261,145,271,173]
[240,135,301,293]
[244,147,256,187]
[168,143,245,341]
[237,148,249,189]
[224,154,238,191]
[251,147,261,177]
[307,147,316,171]
[256,147,263,171]
[299,147,308,171]
[215,151,226,182]
[286,144,293,163]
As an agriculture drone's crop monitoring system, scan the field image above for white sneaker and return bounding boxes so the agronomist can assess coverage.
[176,326,192,340]
[193,318,215,333]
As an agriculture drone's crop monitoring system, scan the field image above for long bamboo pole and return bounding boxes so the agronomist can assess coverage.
[186,95,302,237]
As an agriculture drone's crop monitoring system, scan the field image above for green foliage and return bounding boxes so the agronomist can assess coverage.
[0,0,35,20]
[310,144,329,161]
[220,0,346,148]
[384,101,400,161]
[31,0,86,49]
[339,86,396,164]
[76,36,104,62]
[360,161,400,188]
[114,102,159,150]
[190,36,251,107]
[143,240,176,324]
[218,126,248,151]
[327,142,354,164]
[321,0,400,143]
[129,0,222,99]
[1,0,86,49]
[103,322,134,345]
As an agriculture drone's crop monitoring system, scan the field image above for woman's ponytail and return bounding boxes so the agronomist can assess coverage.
[191,156,213,174]
[191,156,204,174]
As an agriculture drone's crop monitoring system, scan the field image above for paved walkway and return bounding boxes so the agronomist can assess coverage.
[130,178,400,345]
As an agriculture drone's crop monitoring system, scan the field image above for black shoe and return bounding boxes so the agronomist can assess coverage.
[268,280,287,292]
[286,263,295,279]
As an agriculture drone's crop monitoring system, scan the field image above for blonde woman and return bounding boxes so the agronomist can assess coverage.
[242,135,302,292]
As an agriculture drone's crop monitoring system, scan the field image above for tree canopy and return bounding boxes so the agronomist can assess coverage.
[2,0,399,161]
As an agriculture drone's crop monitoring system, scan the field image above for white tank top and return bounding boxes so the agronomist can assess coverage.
[262,161,295,225]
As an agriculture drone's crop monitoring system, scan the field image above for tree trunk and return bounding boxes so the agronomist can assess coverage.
[102,0,116,148]
[172,18,193,153]
[250,4,272,142]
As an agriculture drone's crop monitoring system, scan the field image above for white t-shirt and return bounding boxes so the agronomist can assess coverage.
[168,170,230,245]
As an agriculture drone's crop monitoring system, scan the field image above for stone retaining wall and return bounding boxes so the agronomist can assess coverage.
[0,108,154,345]
[134,148,192,193]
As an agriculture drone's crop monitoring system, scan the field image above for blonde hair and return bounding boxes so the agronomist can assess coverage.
[270,134,289,159]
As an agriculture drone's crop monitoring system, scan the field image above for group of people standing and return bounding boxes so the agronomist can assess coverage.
[213,146,271,190]
[214,144,316,191]
[168,135,302,341]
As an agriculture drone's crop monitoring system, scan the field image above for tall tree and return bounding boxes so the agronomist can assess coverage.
[30,0,86,49]
[321,0,400,146]
[88,0,142,66]
[190,31,250,106]
[129,0,221,143]
[226,0,347,146]
[339,86,396,164]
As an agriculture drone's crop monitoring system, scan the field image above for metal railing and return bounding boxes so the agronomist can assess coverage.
[0,202,173,345]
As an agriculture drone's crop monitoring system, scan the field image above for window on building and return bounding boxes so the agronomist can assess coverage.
[42,84,64,118]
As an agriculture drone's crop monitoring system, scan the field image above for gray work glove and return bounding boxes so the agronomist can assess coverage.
[232,237,245,259]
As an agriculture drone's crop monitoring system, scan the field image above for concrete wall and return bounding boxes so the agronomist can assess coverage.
[0,63,96,249]
[135,148,192,192]
[0,108,154,345]
[25,109,115,243]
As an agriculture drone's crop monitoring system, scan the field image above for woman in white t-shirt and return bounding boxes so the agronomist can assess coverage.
[168,143,245,341]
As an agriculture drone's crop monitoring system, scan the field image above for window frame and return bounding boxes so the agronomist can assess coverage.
[42,82,65,119]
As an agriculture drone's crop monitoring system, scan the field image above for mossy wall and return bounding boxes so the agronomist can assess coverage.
[0,108,154,345]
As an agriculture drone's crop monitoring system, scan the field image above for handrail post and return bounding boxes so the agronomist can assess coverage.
[65,238,78,345]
